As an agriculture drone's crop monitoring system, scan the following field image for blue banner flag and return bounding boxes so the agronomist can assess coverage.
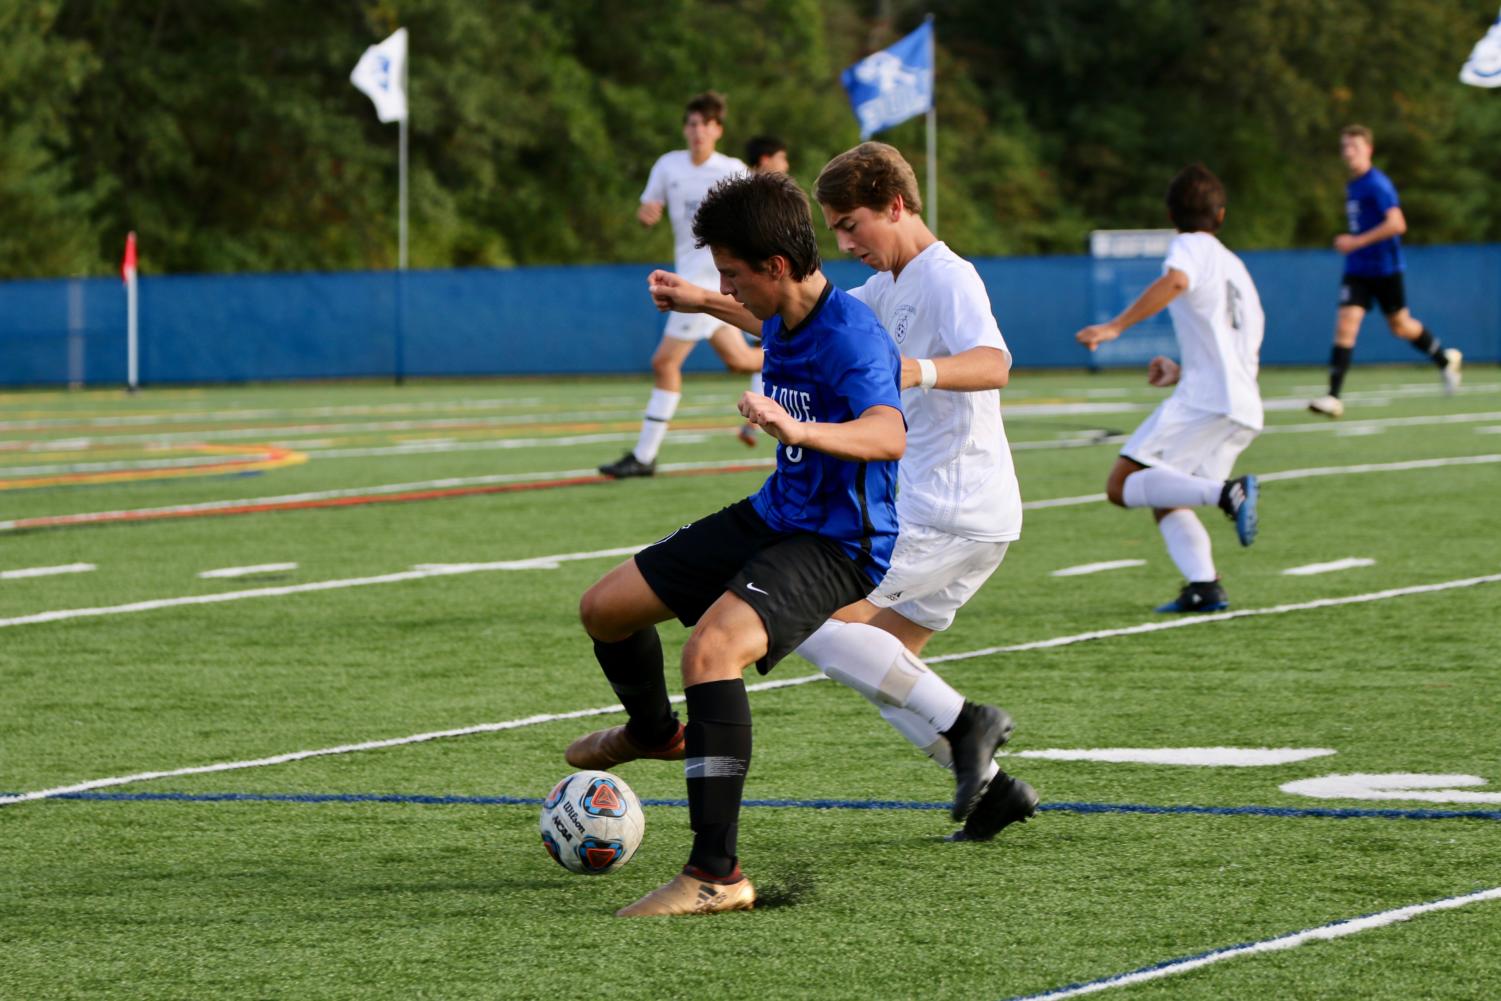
[841,22,934,140]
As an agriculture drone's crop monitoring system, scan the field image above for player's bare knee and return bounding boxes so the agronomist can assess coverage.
[578,586,625,642]
[1105,473,1130,507]
[680,630,742,686]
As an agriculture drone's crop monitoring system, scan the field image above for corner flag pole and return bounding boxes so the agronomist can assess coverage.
[122,231,139,393]
[395,36,408,385]
[925,14,937,237]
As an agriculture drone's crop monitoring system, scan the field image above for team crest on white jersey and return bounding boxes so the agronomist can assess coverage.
[891,304,917,344]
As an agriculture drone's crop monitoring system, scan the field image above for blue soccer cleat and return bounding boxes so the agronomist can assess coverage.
[1155,580,1230,614]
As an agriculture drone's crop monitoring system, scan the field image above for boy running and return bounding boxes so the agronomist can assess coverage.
[1074,163,1263,614]
[1308,125,1461,418]
[568,171,905,917]
[650,142,1036,842]
[599,91,759,478]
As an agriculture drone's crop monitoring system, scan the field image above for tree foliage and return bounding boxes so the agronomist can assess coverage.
[3,0,1499,278]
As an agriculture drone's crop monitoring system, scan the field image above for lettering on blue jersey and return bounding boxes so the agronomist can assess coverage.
[1346,199,1360,233]
[765,380,816,464]
[765,382,815,423]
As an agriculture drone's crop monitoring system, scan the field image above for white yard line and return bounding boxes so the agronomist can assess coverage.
[1002,886,1501,1001]
[1051,560,1146,577]
[198,563,299,579]
[0,563,95,580]
[2,570,1496,807]
[925,572,1501,661]
[1282,558,1375,577]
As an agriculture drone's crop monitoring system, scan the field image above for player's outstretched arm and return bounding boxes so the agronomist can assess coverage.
[1075,268,1189,351]
[899,346,1009,391]
[648,270,763,336]
[739,395,904,462]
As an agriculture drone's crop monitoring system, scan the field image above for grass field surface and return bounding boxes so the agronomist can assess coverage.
[2,365,1499,1000]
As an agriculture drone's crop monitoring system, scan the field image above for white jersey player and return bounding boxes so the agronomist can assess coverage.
[598,91,759,480]
[1075,162,1263,615]
[647,142,1037,843]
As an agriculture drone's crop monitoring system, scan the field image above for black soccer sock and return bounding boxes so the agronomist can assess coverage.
[683,678,752,880]
[1329,345,1354,398]
[592,628,677,747]
[1410,328,1447,368]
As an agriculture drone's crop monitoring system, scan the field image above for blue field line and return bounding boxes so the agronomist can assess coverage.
[12,789,1501,821]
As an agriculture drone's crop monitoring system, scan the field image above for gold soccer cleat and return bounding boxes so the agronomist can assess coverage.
[564,722,685,770]
[615,872,756,917]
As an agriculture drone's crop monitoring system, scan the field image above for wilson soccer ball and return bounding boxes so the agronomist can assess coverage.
[539,770,645,875]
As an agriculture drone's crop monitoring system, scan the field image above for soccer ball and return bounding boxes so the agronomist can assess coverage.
[538,769,645,875]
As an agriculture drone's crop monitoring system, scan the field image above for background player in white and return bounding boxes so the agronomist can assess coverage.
[1075,163,1263,614]
[650,142,1036,842]
[599,91,759,478]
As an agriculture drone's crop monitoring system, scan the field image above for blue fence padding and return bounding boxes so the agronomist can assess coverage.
[1,245,1496,386]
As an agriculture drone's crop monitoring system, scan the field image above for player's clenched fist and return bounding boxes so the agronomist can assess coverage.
[1147,355,1180,387]
[646,270,705,313]
[738,391,803,446]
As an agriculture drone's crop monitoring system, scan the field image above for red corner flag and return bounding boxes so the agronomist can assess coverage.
[121,231,137,282]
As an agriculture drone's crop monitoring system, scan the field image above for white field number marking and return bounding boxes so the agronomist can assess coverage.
[1281,557,1375,576]
[1,563,96,580]
[1051,559,1146,577]
[1280,773,1501,804]
[198,563,299,579]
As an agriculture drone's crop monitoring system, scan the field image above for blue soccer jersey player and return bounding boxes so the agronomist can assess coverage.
[1309,125,1461,418]
[565,171,905,918]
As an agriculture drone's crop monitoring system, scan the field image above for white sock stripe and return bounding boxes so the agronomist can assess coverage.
[4,572,1496,807]
[1006,886,1501,1001]
[683,756,748,779]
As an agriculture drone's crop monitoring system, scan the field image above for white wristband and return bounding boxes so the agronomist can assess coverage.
[917,358,938,390]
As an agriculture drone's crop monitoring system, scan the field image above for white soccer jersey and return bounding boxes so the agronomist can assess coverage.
[640,150,747,281]
[849,242,1022,543]
[1161,232,1265,429]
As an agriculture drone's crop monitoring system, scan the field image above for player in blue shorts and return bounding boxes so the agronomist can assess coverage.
[1308,125,1461,418]
[565,171,906,917]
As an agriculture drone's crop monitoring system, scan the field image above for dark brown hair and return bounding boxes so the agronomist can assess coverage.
[1166,163,1226,233]
[684,91,727,125]
[693,173,821,281]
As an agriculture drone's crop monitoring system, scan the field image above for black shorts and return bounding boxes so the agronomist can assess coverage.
[1339,273,1406,315]
[634,498,875,674]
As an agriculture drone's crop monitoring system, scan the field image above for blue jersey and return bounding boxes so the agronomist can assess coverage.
[750,283,902,583]
[1344,167,1404,277]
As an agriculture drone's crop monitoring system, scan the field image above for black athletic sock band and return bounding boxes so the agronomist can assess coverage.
[684,679,752,879]
[1329,345,1354,398]
[591,628,676,746]
[1410,329,1446,366]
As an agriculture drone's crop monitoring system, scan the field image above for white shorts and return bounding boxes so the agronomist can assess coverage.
[867,523,1010,631]
[1121,397,1259,481]
[663,269,726,342]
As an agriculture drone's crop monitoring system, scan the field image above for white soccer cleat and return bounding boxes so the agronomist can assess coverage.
[1441,349,1463,395]
[1307,394,1344,418]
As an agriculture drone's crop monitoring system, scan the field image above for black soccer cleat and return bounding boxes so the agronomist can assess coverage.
[598,451,656,479]
[947,774,1038,842]
[1154,579,1229,614]
[944,701,1015,822]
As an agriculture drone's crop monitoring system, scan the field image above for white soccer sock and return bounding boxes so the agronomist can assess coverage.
[796,620,964,732]
[1122,467,1223,510]
[878,706,1000,784]
[632,388,680,463]
[1158,508,1217,583]
[748,373,763,396]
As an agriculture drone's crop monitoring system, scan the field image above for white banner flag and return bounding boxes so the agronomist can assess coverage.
[351,27,408,122]
[1460,9,1501,87]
